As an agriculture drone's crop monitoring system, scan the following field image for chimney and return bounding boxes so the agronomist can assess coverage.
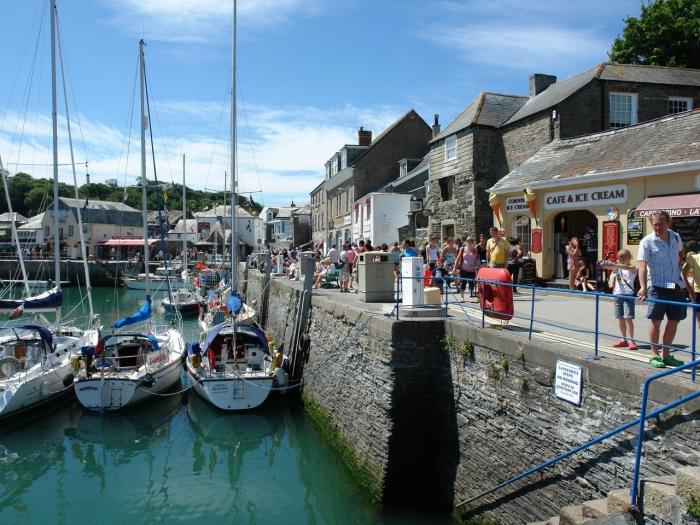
[529,73,557,97]
[432,114,441,138]
[358,126,372,146]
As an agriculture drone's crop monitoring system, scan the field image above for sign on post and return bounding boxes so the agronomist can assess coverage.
[554,360,583,406]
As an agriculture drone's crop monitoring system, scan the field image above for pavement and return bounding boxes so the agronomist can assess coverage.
[292,274,698,371]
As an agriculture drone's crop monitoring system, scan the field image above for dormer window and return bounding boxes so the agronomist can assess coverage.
[399,160,408,178]
[668,96,693,114]
[445,135,457,161]
[341,150,347,169]
[609,93,638,128]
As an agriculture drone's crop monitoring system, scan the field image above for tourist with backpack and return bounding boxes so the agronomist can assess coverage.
[605,249,639,350]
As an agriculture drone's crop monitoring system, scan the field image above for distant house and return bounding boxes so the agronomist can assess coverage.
[146,210,187,239]
[33,198,144,257]
[258,204,311,251]
[0,211,27,245]
[310,110,432,251]
[167,218,199,243]
[194,205,258,251]
[17,212,44,247]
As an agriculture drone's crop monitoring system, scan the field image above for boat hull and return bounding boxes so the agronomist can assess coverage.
[186,360,273,411]
[124,277,184,291]
[74,357,183,412]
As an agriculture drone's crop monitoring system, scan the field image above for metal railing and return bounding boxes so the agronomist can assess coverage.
[393,273,698,383]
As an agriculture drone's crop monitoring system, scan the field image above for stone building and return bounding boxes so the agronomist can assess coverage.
[258,204,311,251]
[310,110,431,251]
[427,62,700,242]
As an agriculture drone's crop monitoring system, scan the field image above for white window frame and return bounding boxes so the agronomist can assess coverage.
[444,135,457,161]
[668,96,693,114]
[609,92,638,128]
[512,215,531,255]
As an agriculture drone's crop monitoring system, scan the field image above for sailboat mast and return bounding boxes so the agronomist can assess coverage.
[182,153,187,269]
[51,0,61,327]
[140,39,150,296]
[0,155,30,296]
[230,0,238,291]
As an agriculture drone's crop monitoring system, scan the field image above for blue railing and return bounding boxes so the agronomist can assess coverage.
[393,273,698,383]
[454,358,700,510]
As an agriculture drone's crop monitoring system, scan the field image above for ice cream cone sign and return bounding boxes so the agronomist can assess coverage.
[489,192,503,226]
[523,187,537,221]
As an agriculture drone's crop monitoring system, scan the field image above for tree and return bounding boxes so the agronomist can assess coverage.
[609,0,700,68]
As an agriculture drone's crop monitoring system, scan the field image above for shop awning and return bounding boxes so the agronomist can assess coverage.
[98,239,158,246]
[634,193,700,218]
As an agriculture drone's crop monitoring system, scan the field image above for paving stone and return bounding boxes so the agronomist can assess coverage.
[559,504,586,525]
[582,498,609,519]
[607,489,631,514]
[643,476,683,523]
[675,466,700,502]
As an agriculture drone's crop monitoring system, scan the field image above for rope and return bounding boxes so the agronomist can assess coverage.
[136,382,193,396]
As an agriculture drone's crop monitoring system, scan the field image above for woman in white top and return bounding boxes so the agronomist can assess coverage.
[606,248,638,350]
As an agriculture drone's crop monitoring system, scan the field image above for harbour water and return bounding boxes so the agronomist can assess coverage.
[0,287,447,524]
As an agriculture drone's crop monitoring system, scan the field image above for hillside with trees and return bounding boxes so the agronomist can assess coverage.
[0,172,262,219]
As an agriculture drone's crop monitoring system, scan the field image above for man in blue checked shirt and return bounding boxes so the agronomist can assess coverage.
[637,211,687,368]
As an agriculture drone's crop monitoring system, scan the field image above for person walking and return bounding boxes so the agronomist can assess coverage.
[637,211,686,368]
[486,227,508,268]
[326,244,339,265]
[606,249,638,350]
[338,243,351,292]
[426,237,440,270]
[455,237,479,300]
[566,237,583,290]
[477,233,487,265]
[682,245,700,337]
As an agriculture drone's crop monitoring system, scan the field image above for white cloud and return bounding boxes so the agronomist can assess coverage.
[102,0,327,44]
[0,101,408,206]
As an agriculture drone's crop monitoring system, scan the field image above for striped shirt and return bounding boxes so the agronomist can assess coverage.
[637,229,683,288]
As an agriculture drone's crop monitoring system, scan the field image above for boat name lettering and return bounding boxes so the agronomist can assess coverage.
[211,383,230,394]
[146,350,168,367]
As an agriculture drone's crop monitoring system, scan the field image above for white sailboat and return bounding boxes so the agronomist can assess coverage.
[186,0,288,410]
[162,154,204,315]
[0,0,99,420]
[73,39,185,412]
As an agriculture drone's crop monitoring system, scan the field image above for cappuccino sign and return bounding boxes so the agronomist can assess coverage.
[544,184,627,210]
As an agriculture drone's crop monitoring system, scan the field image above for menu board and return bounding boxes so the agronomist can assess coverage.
[626,208,643,246]
[672,217,700,244]
[602,221,619,261]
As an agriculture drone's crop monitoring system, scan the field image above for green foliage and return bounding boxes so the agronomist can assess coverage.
[460,340,475,360]
[442,335,455,352]
[687,495,700,520]
[0,172,262,218]
[499,358,509,375]
[609,0,700,68]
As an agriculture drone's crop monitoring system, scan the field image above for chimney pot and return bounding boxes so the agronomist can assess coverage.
[432,114,441,138]
[358,127,372,146]
[529,73,557,97]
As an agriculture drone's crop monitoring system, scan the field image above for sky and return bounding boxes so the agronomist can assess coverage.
[0,0,643,207]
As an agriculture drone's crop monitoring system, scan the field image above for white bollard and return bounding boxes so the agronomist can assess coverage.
[401,257,424,306]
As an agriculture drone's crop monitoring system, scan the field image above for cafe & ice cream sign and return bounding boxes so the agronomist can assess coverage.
[544,184,627,210]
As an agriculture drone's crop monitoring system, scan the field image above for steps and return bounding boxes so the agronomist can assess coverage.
[528,466,700,525]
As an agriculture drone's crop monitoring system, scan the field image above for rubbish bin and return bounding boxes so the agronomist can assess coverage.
[357,251,394,302]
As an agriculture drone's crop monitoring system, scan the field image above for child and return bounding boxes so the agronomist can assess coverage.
[606,249,638,350]
[683,249,700,335]
[575,259,595,291]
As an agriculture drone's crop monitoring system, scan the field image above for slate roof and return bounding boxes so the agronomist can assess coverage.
[0,212,27,223]
[431,92,529,143]
[58,197,142,227]
[503,63,700,126]
[194,205,253,218]
[18,213,44,231]
[169,219,198,234]
[489,110,700,193]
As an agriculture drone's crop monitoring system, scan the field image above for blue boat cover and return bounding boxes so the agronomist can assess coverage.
[17,325,54,352]
[201,323,269,355]
[226,292,242,315]
[0,289,63,312]
[112,295,152,329]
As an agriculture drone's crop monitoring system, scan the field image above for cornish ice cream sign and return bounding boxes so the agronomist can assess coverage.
[544,184,627,210]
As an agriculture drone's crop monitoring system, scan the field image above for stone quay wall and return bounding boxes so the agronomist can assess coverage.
[245,270,700,523]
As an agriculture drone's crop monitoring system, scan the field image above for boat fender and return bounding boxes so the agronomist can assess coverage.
[139,373,155,389]
[62,373,74,388]
[0,356,21,378]
[70,355,81,373]
[192,354,202,368]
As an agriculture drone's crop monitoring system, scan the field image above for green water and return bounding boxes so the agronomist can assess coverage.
[0,287,445,525]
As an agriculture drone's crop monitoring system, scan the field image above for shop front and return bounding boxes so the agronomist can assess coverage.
[492,172,700,280]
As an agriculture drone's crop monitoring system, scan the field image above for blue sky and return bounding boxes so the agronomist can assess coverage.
[0,0,642,207]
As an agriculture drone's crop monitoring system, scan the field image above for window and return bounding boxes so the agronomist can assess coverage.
[341,150,347,169]
[609,93,637,128]
[354,207,359,222]
[439,176,454,201]
[445,135,457,161]
[45,225,50,237]
[68,225,74,237]
[513,215,531,255]
[668,97,693,114]
[82,224,88,234]
[399,160,408,178]
[366,201,371,220]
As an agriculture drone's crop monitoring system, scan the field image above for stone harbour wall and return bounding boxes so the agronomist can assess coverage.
[245,270,700,523]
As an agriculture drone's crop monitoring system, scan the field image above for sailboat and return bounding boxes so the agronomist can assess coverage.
[0,0,99,420]
[186,0,288,410]
[162,154,204,315]
[73,39,185,412]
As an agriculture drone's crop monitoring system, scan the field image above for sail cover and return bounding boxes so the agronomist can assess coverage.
[16,325,54,353]
[112,295,152,328]
[0,288,63,313]
[201,323,269,355]
[226,292,242,315]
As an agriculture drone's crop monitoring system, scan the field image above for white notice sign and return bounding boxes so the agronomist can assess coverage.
[554,360,583,405]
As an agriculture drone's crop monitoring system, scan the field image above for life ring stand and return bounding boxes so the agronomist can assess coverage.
[0,356,22,378]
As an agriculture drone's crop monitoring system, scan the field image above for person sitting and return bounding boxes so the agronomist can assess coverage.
[312,258,335,288]
[575,259,595,291]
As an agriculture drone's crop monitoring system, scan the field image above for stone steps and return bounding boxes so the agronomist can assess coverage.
[527,466,700,525]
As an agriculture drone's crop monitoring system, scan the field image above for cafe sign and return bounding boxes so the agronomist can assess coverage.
[505,196,528,212]
[544,184,627,210]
